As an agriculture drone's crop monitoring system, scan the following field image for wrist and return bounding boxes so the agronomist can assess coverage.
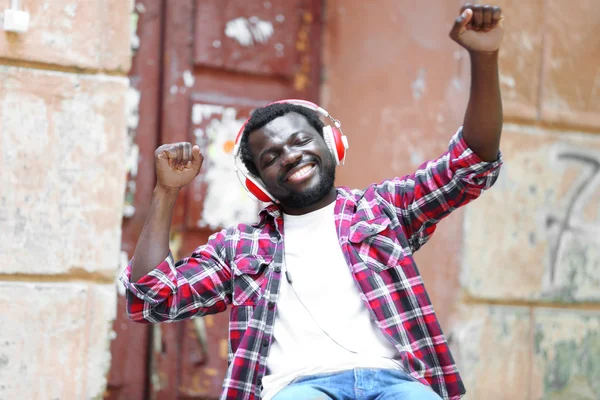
[153,184,181,198]
[469,49,499,63]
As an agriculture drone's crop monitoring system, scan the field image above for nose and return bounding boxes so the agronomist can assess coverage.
[280,146,302,167]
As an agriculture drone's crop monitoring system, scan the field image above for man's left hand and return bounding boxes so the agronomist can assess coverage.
[450,4,504,53]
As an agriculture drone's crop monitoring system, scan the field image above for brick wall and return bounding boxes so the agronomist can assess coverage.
[0,1,132,398]
[323,1,600,399]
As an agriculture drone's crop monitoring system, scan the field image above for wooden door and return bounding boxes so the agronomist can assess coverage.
[107,1,323,399]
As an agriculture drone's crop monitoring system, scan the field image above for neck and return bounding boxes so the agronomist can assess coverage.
[280,188,337,215]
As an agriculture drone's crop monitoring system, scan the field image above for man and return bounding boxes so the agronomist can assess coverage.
[122,4,504,399]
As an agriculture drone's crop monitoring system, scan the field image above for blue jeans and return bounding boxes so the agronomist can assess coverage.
[271,368,442,400]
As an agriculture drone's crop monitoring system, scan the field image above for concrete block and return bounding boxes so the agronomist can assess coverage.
[494,0,545,121]
[531,309,600,400]
[0,0,132,71]
[463,125,600,302]
[450,305,532,400]
[0,282,116,399]
[0,66,129,277]
[540,0,600,129]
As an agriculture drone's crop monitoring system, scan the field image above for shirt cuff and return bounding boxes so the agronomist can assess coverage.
[449,126,503,188]
[119,252,178,305]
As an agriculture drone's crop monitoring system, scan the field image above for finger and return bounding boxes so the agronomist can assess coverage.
[492,6,503,24]
[450,8,473,39]
[460,3,473,28]
[183,142,191,163]
[191,145,204,167]
[175,143,183,167]
[471,4,483,30]
[156,146,177,168]
[482,5,493,30]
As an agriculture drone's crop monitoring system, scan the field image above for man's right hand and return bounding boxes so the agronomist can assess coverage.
[154,142,204,191]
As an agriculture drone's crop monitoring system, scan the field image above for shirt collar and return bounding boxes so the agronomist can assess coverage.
[254,187,356,227]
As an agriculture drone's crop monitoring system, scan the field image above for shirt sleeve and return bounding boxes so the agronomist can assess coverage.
[376,126,503,252]
[119,228,232,323]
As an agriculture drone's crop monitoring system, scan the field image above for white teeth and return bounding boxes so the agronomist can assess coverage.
[288,164,313,181]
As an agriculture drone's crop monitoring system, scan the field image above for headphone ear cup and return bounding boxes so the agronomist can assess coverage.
[322,125,348,165]
[244,174,277,203]
[322,125,340,165]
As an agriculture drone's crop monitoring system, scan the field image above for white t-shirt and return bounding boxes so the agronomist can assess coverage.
[261,201,401,400]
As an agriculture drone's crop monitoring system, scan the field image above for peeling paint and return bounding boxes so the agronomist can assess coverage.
[535,312,600,399]
[123,86,141,218]
[500,74,517,89]
[130,10,141,52]
[182,70,195,88]
[192,104,225,125]
[225,16,274,47]
[64,4,77,18]
[294,12,313,92]
[411,68,426,100]
[191,105,258,229]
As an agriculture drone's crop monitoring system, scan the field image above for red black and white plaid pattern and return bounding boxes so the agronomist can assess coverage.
[121,127,502,400]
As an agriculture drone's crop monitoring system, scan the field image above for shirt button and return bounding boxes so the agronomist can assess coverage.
[262,339,269,347]
[268,301,275,309]
[274,266,281,273]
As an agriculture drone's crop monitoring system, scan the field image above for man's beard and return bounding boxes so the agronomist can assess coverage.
[280,156,336,209]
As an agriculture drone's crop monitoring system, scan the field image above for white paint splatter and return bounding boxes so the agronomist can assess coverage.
[169,85,177,95]
[64,4,77,17]
[116,251,129,296]
[225,16,274,47]
[213,40,221,48]
[193,105,258,229]
[135,3,146,13]
[182,70,195,88]
[411,68,426,100]
[409,151,424,166]
[275,14,285,23]
[500,74,516,89]
[126,86,141,130]
[191,104,225,125]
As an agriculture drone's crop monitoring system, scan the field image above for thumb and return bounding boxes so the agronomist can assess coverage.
[450,9,473,37]
[191,145,203,166]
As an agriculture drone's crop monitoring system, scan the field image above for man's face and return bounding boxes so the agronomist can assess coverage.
[248,112,336,212]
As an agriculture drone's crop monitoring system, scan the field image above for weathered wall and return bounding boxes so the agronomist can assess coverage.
[0,1,132,398]
[323,1,600,399]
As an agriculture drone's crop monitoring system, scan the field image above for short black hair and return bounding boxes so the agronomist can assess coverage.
[240,102,325,176]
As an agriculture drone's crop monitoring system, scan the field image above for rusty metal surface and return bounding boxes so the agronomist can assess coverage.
[178,313,231,399]
[194,0,303,77]
[105,1,165,399]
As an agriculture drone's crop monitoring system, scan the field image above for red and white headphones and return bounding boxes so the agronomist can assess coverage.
[233,99,349,203]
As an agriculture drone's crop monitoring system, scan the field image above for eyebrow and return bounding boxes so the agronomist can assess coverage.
[258,131,306,164]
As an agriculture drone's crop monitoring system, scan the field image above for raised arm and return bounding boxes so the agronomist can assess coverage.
[450,4,504,161]
[376,5,505,251]
[123,141,233,323]
[131,142,203,282]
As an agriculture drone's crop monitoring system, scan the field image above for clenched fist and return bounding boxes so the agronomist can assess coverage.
[450,4,504,53]
[154,142,204,190]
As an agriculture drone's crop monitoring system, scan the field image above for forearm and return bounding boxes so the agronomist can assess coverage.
[462,50,503,161]
[131,186,180,282]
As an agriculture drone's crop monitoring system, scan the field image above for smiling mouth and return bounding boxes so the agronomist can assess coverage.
[285,163,316,182]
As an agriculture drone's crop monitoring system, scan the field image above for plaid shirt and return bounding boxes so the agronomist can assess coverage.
[121,127,502,400]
